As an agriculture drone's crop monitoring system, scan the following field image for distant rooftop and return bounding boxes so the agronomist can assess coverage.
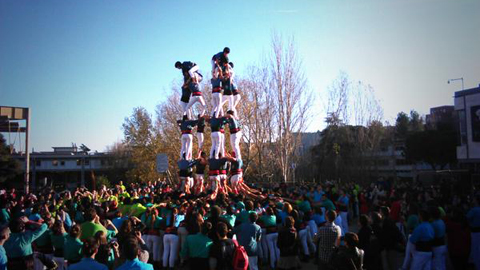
[454,85,480,98]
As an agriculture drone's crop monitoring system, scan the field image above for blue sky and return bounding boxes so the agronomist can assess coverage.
[1,0,479,152]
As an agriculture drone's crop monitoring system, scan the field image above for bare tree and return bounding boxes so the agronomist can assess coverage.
[268,33,313,182]
[326,71,350,126]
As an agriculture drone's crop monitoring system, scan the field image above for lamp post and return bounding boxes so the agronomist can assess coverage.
[447,77,464,90]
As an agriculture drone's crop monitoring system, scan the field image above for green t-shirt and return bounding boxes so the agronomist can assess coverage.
[64,236,83,262]
[34,228,52,247]
[180,233,213,259]
[0,208,10,224]
[51,233,67,250]
[4,223,48,258]
[236,210,256,224]
[130,203,147,217]
[80,221,107,241]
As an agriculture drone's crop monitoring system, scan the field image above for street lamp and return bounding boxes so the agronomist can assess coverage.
[447,77,464,90]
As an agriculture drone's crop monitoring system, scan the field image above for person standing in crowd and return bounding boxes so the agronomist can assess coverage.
[468,196,480,270]
[446,208,471,270]
[431,207,447,270]
[67,238,107,270]
[180,222,213,270]
[80,208,107,241]
[316,210,341,270]
[233,212,262,270]
[64,224,83,265]
[0,226,10,270]
[330,232,364,270]
[50,219,67,269]
[4,216,47,270]
[336,189,349,234]
[115,238,153,270]
[409,209,435,270]
[379,206,404,270]
[277,216,300,270]
[209,222,236,270]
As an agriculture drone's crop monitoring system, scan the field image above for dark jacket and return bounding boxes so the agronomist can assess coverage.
[277,227,298,257]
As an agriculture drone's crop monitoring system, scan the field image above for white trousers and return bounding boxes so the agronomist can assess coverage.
[211,93,223,118]
[432,245,447,270]
[219,132,225,157]
[210,131,221,158]
[411,250,432,270]
[230,131,242,159]
[180,134,193,160]
[340,211,349,233]
[299,228,312,256]
[188,65,199,81]
[197,132,204,150]
[232,94,241,116]
[259,229,268,259]
[401,235,415,270]
[143,234,162,262]
[472,232,480,270]
[230,173,242,193]
[178,226,189,262]
[185,95,206,116]
[181,101,192,119]
[308,220,318,239]
[266,233,280,268]
[163,233,179,267]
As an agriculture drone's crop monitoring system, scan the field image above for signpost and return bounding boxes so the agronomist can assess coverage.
[156,153,169,173]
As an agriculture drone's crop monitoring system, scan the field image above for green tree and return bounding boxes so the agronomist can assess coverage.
[122,107,160,183]
[409,110,424,133]
[395,112,410,139]
[0,134,21,182]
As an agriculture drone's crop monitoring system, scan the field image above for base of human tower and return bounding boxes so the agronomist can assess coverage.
[176,171,264,201]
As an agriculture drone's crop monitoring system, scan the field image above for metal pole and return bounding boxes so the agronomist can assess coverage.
[81,157,85,187]
[25,108,30,194]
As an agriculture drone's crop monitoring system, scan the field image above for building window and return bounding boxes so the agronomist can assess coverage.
[60,161,65,166]
[52,160,58,166]
[101,159,105,166]
[77,159,81,166]
[84,159,90,166]
[396,159,411,165]
[35,160,41,167]
[458,110,467,145]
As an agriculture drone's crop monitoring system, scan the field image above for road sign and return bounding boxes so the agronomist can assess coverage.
[156,154,169,173]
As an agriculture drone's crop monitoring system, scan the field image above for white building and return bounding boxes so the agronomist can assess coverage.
[12,146,128,189]
[454,85,480,169]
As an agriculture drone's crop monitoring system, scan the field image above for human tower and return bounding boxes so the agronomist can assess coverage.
[174,47,252,200]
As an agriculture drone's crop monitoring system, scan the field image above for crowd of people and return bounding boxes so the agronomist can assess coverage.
[0,176,477,270]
